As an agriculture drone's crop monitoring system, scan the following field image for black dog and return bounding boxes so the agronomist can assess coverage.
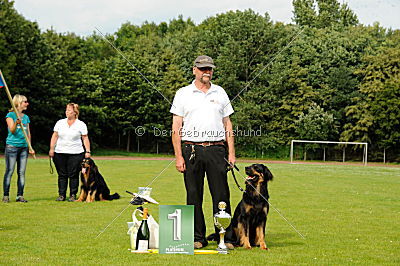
[76,158,120,202]
[231,164,273,249]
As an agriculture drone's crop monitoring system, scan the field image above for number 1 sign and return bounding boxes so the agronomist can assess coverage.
[159,205,194,255]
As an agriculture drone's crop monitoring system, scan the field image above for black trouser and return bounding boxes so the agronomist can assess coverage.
[183,144,234,246]
[53,153,84,197]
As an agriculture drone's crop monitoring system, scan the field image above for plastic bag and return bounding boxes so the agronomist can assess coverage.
[127,208,159,249]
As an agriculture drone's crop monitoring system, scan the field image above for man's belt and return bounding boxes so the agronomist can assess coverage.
[183,141,225,147]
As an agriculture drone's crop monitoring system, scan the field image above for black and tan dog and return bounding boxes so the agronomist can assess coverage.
[231,164,273,250]
[76,158,120,202]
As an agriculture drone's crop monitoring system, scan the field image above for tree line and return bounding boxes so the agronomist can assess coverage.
[1,0,399,161]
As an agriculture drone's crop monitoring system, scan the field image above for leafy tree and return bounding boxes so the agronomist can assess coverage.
[341,42,400,151]
[295,103,336,140]
[293,0,358,28]
[196,9,276,97]
[295,103,336,159]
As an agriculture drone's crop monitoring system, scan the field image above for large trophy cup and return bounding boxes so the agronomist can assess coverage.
[214,201,232,254]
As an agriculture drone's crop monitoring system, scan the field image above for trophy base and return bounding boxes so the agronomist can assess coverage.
[216,247,229,254]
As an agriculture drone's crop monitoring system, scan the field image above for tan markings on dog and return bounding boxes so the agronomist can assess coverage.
[258,173,264,183]
[78,168,90,202]
[234,227,240,239]
[255,173,264,194]
[90,190,96,202]
[76,190,87,202]
[80,169,90,190]
[255,225,267,250]
[254,183,261,196]
[264,206,269,214]
[249,169,264,196]
[99,194,106,201]
[83,169,90,181]
[86,191,92,202]
[238,222,251,249]
[244,203,253,214]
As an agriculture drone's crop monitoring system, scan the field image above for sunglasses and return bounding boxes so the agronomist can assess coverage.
[197,67,213,71]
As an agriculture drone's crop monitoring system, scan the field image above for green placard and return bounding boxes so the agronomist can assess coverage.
[159,205,194,255]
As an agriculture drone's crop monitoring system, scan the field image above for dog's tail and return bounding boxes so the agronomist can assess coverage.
[109,193,120,200]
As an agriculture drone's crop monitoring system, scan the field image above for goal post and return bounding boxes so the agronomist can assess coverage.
[290,140,368,166]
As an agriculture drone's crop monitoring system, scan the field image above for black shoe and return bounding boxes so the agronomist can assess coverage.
[68,195,76,202]
[56,195,65,201]
[16,196,28,203]
[206,233,218,241]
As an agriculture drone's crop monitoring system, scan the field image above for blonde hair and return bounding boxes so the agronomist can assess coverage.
[9,94,27,112]
[66,103,79,118]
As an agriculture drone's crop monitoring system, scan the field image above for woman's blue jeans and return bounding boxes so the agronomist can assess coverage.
[3,145,28,197]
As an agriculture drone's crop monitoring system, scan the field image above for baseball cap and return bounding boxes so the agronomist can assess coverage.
[193,55,216,68]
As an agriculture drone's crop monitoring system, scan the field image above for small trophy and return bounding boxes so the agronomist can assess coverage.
[214,201,232,254]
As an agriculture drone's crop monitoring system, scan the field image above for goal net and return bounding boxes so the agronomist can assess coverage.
[290,140,368,166]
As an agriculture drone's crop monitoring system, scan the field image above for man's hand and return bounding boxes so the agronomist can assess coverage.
[49,149,54,157]
[176,155,186,173]
[228,153,236,168]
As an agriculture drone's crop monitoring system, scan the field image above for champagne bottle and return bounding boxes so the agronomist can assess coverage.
[136,208,150,251]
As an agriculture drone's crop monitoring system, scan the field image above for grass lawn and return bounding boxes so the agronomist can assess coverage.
[0,158,399,265]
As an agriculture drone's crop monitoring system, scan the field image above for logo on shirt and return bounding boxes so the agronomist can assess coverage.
[210,99,220,104]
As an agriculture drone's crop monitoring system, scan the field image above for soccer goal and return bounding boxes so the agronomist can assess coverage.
[290,140,368,166]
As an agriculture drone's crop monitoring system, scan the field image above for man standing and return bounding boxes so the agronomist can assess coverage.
[171,55,235,249]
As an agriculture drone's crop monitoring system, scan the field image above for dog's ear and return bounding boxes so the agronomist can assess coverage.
[262,165,273,182]
[90,159,98,171]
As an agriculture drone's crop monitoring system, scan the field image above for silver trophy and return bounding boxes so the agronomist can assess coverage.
[214,201,232,254]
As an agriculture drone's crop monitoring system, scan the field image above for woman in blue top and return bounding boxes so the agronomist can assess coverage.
[2,94,35,203]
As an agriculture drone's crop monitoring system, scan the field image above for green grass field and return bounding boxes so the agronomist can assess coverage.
[0,158,399,265]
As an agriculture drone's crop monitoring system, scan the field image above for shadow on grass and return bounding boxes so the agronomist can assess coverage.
[0,225,19,231]
[204,233,304,251]
[267,232,305,248]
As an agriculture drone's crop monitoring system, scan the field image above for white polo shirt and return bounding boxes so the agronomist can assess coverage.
[170,81,234,142]
[53,118,88,154]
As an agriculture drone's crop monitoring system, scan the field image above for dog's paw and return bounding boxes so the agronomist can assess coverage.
[243,244,252,249]
[260,242,268,250]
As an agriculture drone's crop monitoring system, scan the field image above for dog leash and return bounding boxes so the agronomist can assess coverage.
[224,158,245,193]
[49,156,54,174]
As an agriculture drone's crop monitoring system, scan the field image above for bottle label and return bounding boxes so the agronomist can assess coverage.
[137,240,149,251]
